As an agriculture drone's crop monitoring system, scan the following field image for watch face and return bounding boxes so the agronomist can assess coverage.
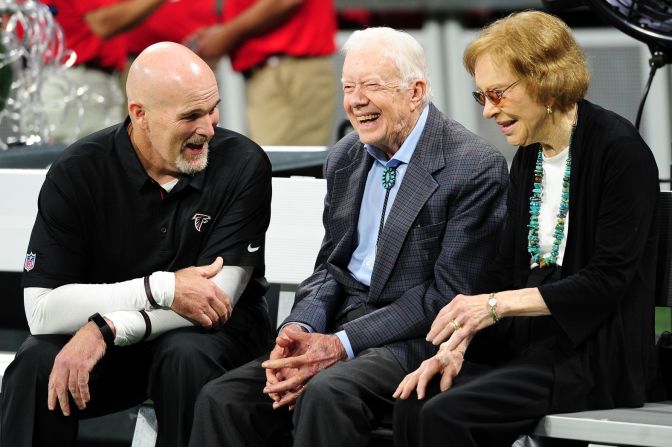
[488,297,497,307]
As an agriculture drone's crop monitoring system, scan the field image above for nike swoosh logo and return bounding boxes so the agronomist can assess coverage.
[247,244,260,252]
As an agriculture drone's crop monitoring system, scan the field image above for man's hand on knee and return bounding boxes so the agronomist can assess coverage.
[172,257,232,328]
[261,331,347,409]
[48,320,109,415]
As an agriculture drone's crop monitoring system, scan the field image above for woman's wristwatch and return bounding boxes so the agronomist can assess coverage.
[487,293,500,323]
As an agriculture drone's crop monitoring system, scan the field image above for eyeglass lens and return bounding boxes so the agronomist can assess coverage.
[472,89,503,106]
[472,80,518,106]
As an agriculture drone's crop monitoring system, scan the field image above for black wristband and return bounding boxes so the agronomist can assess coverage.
[88,312,114,347]
[139,310,152,341]
[144,275,160,308]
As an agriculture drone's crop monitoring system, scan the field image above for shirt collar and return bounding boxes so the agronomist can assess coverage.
[365,104,430,168]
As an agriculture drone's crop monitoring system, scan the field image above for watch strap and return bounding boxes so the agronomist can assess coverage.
[88,312,115,347]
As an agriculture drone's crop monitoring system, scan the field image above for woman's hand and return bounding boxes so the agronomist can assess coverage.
[393,343,466,400]
[428,289,549,350]
[427,293,494,350]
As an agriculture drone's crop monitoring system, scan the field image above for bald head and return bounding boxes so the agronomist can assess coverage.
[125,42,221,178]
[126,42,217,109]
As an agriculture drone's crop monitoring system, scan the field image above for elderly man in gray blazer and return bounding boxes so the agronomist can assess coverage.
[189,27,508,447]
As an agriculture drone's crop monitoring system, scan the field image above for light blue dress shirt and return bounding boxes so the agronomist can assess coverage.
[347,106,429,285]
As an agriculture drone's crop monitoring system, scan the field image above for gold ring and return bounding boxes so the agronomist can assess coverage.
[450,320,461,330]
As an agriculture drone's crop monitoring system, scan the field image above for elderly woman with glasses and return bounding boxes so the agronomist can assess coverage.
[392,10,660,447]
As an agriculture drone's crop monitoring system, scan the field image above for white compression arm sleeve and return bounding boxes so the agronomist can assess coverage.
[106,266,253,345]
[24,266,252,346]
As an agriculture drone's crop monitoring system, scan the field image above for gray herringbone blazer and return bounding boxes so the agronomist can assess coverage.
[285,104,508,372]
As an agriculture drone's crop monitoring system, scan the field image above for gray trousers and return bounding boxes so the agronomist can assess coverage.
[189,347,406,447]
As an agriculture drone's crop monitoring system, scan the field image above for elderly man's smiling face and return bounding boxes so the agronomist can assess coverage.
[342,48,424,157]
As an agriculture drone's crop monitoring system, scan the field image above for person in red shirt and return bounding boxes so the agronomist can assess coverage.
[43,0,165,143]
[125,0,221,58]
[186,0,337,146]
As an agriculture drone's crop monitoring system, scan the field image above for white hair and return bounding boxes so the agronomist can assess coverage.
[342,27,432,105]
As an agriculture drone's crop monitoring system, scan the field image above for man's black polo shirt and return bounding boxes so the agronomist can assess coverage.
[23,119,272,298]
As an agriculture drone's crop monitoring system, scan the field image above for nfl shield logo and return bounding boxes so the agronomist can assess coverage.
[24,252,36,272]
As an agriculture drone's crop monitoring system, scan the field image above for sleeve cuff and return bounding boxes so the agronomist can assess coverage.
[335,330,354,360]
[281,322,313,333]
[104,310,146,346]
[149,271,175,307]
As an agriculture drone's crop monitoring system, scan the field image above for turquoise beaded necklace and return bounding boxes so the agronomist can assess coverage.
[527,125,575,268]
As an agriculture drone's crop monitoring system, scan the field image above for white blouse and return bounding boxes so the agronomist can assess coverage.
[536,146,570,267]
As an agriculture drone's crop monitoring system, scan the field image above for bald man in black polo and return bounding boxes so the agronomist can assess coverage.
[0,42,273,447]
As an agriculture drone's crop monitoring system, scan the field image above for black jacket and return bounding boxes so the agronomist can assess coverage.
[484,99,660,411]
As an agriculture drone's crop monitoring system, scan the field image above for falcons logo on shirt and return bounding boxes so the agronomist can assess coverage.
[192,213,211,232]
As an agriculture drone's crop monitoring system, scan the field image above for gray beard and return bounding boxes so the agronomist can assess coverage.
[175,149,208,174]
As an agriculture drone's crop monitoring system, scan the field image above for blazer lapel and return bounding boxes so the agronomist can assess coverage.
[330,143,373,264]
[368,104,446,301]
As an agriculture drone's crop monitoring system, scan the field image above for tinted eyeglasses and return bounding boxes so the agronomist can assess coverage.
[472,80,520,106]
